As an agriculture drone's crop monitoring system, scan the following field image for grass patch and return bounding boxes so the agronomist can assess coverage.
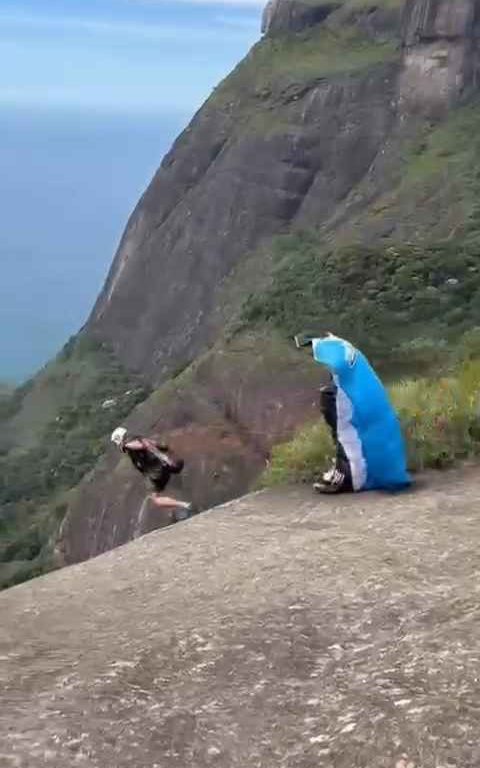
[210,23,397,125]
[262,421,334,486]
[392,360,480,471]
[261,356,480,486]
[357,102,480,242]
[238,232,480,375]
[400,104,480,229]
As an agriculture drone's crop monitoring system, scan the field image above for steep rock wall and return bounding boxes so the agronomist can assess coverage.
[89,0,480,383]
[261,0,340,35]
[89,64,400,379]
[399,0,480,114]
[59,0,480,564]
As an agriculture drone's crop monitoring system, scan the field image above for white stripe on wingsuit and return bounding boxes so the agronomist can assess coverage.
[335,383,367,491]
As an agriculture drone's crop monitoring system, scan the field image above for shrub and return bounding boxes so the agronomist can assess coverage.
[391,360,480,471]
[260,420,334,486]
[261,359,480,485]
[1,525,46,562]
[239,233,480,375]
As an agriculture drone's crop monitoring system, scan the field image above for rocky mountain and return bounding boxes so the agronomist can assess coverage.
[3,0,480,585]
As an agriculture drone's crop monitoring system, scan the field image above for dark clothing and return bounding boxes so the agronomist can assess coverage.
[149,472,171,493]
[123,437,183,494]
[319,380,353,493]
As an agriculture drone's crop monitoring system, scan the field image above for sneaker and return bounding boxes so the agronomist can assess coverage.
[322,465,336,484]
[313,468,346,494]
[174,503,197,522]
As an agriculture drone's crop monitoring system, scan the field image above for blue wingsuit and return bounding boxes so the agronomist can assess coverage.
[312,335,411,492]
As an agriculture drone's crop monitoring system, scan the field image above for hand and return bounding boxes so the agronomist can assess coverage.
[294,333,314,348]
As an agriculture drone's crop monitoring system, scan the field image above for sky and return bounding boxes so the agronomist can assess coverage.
[0,0,263,382]
[0,0,262,113]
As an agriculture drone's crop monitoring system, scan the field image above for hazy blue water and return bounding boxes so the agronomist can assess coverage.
[0,106,187,383]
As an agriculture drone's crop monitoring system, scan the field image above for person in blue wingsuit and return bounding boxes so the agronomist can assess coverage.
[295,332,411,494]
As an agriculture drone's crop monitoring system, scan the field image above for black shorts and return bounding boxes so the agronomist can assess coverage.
[148,474,170,493]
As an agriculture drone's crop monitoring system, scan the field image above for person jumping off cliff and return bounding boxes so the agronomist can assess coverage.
[110,427,195,521]
[294,332,410,495]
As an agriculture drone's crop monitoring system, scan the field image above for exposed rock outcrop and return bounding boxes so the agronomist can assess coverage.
[89,67,401,379]
[399,0,480,114]
[261,0,340,35]
[402,0,478,44]
[3,470,480,766]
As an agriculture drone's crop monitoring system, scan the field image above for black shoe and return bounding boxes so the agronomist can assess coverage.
[174,505,190,522]
[174,503,198,522]
[313,469,347,494]
[321,464,336,485]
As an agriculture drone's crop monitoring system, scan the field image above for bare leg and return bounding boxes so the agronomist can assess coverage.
[150,494,190,509]
[150,493,193,522]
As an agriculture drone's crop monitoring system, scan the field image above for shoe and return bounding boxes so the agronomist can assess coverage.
[322,465,336,484]
[174,505,190,522]
[313,469,346,494]
[174,503,197,522]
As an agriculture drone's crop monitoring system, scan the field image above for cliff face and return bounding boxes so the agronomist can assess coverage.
[261,0,341,35]
[262,0,401,38]
[400,0,480,113]
[55,0,480,565]
[89,0,480,382]
[89,53,398,379]
[11,0,480,570]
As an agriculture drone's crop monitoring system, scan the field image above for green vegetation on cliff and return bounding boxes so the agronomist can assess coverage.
[236,103,480,374]
[262,351,480,486]
[0,335,149,589]
[240,234,480,373]
[360,102,480,242]
[240,24,396,88]
[212,21,397,131]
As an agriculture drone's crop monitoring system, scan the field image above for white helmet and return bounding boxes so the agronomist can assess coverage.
[111,426,127,447]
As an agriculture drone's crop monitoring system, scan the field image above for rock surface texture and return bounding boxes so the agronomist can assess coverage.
[400,0,480,114]
[2,468,480,767]
[261,0,340,35]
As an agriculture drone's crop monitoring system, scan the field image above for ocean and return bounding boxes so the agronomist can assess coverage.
[0,106,187,383]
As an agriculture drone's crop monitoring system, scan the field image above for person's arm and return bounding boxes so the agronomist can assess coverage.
[123,435,167,451]
[294,331,332,348]
[123,438,145,451]
[123,435,174,465]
